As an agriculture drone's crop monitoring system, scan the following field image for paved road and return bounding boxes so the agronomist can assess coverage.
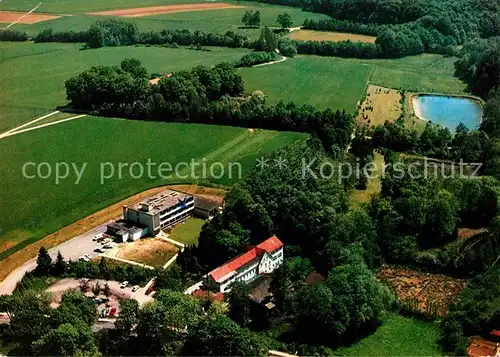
[0,222,112,295]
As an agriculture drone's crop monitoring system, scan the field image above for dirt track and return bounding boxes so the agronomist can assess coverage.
[0,11,60,24]
[89,3,243,17]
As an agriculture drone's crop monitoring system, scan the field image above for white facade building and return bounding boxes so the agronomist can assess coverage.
[204,236,284,293]
[123,189,195,235]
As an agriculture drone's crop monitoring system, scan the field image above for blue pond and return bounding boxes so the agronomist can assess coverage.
[413,95,483,131]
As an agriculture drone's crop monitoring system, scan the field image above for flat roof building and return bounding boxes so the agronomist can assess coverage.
[123,189,195,235]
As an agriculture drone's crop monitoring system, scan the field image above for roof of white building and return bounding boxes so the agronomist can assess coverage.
[126,189,193,216]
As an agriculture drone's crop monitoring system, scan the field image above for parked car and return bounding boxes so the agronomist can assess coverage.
[84,254,92,260]
[120,281,129,289]
[132,285,140,292]
[146,285,154,295]
[103,244,113,249]
[102,238,112,245]
[78,256,86,262]
[94,247,105,253]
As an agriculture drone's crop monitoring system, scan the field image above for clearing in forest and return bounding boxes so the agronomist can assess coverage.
[357,85,402,127]
[289,29,376,43]
[89,3,243,17]
[377,266,467,316]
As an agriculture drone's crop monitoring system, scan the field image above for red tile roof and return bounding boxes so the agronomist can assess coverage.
[468,336,499,357]
[468,345,497,357]
[208,236,283,283]
[491,330,500,337]
[192,289,225,301]
[256,235,284,253]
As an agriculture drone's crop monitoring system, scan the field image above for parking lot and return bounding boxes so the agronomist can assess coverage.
[0,222,112,295]
[46,278,154,309]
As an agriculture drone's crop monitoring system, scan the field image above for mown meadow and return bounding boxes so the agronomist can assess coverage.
[0,117,305,259]
[338,313,442,356]
[0,42,252,131]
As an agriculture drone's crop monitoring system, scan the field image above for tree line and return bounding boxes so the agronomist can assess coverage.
[302,18,381,36]
[244,0,500,57]
[31,247,156,285]
[65,58,354,154]
[0,16,480,59]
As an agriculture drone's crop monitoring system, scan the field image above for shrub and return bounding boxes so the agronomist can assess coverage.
[236,51,279,67]
[278,38,298,57]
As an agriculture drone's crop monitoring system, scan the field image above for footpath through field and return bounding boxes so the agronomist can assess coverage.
[0,111,86,140]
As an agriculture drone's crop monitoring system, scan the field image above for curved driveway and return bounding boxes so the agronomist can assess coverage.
[0,223,110,295]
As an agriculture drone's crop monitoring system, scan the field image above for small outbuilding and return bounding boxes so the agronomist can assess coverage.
[194,197,221,220]
[106,220,148,242]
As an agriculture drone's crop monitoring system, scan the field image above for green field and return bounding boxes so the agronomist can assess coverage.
[338,313,442,356]
[0,42,251,131]
[4,1,329,37]
[365,54,467,94]
[239,56,372,113]
[0,118,305,259]
[168,217,206,245]
[239,53,465,114]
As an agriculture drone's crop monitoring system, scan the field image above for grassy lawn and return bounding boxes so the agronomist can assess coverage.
[337,313,442,356]
[0,42,251,131]
[239,55,373,114]
[168,218,206,246]
[0,117,305,260]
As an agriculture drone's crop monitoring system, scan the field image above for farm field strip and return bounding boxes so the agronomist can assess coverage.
[0,4,59,28]
[0,0,212,13]
[289,29,376,43]
[7,2,330,37]
[88,3,243,17]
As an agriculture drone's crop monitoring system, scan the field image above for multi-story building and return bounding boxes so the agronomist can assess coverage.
[123,189,195,235]
[203,235,284,293]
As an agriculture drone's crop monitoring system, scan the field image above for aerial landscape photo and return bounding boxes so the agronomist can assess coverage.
[0,0,499,355]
